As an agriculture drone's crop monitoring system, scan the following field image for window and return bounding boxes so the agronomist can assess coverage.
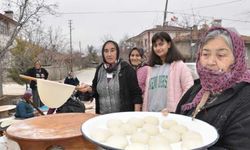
[0,21,8,35]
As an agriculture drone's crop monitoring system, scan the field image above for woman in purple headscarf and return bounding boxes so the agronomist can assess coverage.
[175,27,250,149]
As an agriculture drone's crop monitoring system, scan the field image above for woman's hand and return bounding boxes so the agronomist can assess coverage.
[161,108,169,116]
[33,110,40,116]
[134,104,142,111]
[77,84,92,93]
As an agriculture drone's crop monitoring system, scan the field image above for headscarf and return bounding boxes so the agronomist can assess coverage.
[128,47,146,69]
[101,40,121,73]
[22,89,32,101]
[101,40,120,64]
[181,27,250,112]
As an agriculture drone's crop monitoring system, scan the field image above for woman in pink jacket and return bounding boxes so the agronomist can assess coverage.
[143,31,194,112]
[128,47,149,96]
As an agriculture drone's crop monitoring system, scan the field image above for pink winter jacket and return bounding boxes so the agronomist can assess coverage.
[142,61,194,112]
[137,65,149,95]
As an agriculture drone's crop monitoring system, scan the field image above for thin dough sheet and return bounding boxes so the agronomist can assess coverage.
[37,79,75,108]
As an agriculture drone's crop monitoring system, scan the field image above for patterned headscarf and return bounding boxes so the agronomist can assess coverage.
[22,89,32,101]
[182,27,250,112]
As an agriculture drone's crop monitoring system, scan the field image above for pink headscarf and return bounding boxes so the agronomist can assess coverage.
[182,27,250,111]
[22,89,32,101]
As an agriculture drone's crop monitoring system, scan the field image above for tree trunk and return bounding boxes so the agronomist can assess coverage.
[0,60,3,97]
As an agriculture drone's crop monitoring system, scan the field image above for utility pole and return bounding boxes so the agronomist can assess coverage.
[163,0,169,26]
[69,20,73,71]
[79,41,82,54]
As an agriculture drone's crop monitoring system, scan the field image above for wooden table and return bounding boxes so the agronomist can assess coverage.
[6,113,97,150]
[0,105,16,118]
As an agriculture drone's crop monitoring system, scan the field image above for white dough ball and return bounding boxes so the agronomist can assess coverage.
[161,119,178,129]
[90,128,111,142]
[105,135,128,149]
[149,143,172,150]
[106,119,123,128]
[141,124,159,136]
[127,117,144,128]
[130,131,150,144]
[161,129,181,143]
[148,135,169,145]
[170,124,188,134]
[182,131,203,141]
[143,116,159,125]
[109,126,126,136]
[125,143,148,150]
[121,123,137,135]
[181,131,203,149]
[181,138,203,150]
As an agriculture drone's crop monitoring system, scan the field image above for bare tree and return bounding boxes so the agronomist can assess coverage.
[0,0,57,96]
[0,0,57,59]
[119,34,130,61]
[101,34,114,43]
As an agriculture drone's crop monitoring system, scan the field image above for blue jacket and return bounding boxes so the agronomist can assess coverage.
[15,100,34,118]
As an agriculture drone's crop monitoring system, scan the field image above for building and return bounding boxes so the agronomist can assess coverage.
[0,10,17,63]
[126,24,190,58]
[0,11,17,82]
[126,24,190,52]
[127,21,250,66]
[0,11,17,49]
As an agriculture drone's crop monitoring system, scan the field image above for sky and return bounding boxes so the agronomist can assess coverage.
[1,0,250,52]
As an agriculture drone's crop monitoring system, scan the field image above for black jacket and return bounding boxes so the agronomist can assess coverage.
[92,61,143,114]
[176,80,250,150]
[64,77,79,86]
[26,67,49,90]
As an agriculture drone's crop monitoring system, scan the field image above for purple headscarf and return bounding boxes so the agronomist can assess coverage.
[182,27,250,112]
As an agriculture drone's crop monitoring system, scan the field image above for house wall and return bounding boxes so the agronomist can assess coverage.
[1,15,17,83]
[245,44,250,67]
[175,41,192,60]
[135,31,182,53]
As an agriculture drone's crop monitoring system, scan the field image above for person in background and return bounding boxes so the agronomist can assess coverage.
[143,31,194,112]
[15,90,38,119]
[128,47,149,98]
[175,27,250,149]
[64,71,80,86]
[79,40,143,114]
[128,47,146,70]
[26,60,49,107]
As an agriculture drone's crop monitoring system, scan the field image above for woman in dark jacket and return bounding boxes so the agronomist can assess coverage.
[79,40,142,114]
[128,47,149,97]
[175,27,250,149]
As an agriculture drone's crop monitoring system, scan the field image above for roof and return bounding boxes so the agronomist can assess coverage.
[241,35,250,44]
[128,25,190,41]
[174,27,250,44]
[0,13,17,25]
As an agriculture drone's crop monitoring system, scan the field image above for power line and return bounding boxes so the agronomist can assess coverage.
[56,9,250,24]
[171,11,250,23]
[58,10,163,15]
[57,1,243,15]
[177,0,243,11]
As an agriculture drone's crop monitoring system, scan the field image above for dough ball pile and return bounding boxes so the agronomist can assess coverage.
[90,128,111,142]
[107,119,123,128]
[89,116,203,150]
[106,135,128,149]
